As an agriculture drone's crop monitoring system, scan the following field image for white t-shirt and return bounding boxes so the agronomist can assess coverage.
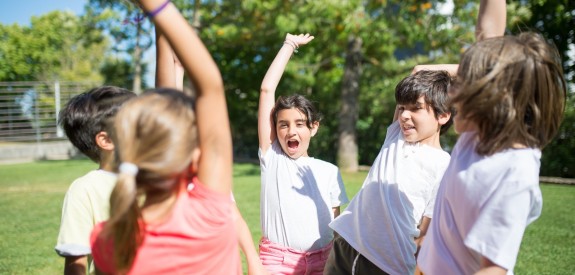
[418,131,542,275]
[259,141,349,251]
[55,170,116,257]
[330,121,450,274]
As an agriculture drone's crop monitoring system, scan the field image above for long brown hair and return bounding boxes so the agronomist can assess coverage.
[102,89,198,272]
[453,32,567,155]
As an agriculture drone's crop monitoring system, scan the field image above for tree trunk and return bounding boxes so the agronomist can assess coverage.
[132,18,143,94]
[337,36,362,172]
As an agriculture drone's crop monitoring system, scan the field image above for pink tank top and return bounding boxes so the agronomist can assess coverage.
[91,177,241,274]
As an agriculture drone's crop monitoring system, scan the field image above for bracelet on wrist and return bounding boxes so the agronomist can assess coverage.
[145,0,171,18]
[283,40,299,53]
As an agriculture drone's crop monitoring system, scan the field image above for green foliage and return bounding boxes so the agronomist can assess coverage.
[509,0,574,83]
[100,58,149,89]
[87,0,154,92]
[0,11,108,82]
[541,93,575,177]
[187,0,474,164]
[0,160,573,273]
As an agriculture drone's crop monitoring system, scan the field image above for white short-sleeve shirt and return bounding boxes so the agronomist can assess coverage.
[418,132,542,275]
[259,141,349,251]
[55,170,116,257]
[330,121,450,274]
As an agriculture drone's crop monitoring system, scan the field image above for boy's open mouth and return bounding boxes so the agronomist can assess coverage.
[287,140,299,149]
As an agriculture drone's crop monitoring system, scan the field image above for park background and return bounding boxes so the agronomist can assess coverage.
[0,0,573,274]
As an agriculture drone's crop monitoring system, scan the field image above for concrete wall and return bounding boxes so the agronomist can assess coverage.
[0,141,80,164]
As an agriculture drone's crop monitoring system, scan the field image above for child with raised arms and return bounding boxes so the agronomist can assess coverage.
[258,33,349,274]
[417,32,567,274]
[325,70,453,275]
[155,25,267,275]
[89,0,240,274]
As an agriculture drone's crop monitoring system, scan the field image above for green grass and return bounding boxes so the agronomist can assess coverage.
[0,160,573,274]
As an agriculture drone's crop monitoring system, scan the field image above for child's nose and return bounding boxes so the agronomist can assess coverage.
[401,110,411,120]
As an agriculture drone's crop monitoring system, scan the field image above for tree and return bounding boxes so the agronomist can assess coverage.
[0,11,108,82]
[188,0,470,165]
[338,36,362,172]
[87,0,154,93]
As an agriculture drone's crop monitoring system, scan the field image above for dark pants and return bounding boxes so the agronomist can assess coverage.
[324,235,390,275]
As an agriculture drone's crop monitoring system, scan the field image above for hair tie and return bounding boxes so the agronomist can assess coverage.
[119,162,139,176]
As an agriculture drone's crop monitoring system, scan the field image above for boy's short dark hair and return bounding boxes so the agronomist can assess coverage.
[395,70,453,134]
[59,86,135,162]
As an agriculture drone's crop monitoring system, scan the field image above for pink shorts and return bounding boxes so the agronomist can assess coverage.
[259,238,332,275]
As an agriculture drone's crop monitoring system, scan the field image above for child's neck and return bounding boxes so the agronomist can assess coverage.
[418,131,442,149]
[99,150,115,172]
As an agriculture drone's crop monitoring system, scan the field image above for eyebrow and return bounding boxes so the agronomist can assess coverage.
[277,119,307,124]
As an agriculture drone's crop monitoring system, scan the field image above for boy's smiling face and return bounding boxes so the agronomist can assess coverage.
[275,108,318,159]
[397,95,449,147]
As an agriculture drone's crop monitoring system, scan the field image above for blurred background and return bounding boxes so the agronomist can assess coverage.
[0,0,573,177]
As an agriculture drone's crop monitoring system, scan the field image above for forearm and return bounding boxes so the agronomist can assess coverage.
[235,206,266,275]
[155,28,176,88]
[143,0,223,94]
[64,256,87,275]
[476,0,507,41]
[258,43,294,149]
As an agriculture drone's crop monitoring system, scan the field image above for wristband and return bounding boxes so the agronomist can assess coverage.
[283,40,299,53]
[145,0,171,18]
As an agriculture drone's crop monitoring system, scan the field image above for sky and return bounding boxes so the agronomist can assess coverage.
[0,0,87,26]
[0,0,157,86]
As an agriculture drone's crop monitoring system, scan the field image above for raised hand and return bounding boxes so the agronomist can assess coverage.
[285,33,315,49]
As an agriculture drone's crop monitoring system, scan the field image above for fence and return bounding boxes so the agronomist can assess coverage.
[0,81,97,162]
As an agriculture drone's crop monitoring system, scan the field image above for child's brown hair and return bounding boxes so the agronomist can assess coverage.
[452,32,567,155]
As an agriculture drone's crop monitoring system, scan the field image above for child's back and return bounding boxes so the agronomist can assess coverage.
[90,1,239,274]
[418,32,567,274]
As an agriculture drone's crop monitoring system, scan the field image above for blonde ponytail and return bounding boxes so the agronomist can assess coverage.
[104,164,143,272]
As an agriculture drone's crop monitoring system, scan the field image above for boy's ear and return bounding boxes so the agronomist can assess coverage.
[95,131,114,151]
[311,122,320,137]
[437,112,451,126]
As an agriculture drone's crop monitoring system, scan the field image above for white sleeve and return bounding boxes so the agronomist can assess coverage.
[55,182,95,256]
[464,180,541,271]
[330,170,349,207]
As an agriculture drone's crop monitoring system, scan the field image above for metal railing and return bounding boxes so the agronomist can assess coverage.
[0,81,98,143]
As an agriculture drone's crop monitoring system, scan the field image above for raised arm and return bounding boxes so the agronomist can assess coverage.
[139,0,231,194]
[259,33,314,154]
[411,1,506,79]
[155,28,184,90]
[476,0,507,41]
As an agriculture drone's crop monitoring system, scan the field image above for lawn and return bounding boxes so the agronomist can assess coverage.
[0,160,573,274]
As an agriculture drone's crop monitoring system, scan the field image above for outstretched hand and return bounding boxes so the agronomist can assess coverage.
[285,33,315,48]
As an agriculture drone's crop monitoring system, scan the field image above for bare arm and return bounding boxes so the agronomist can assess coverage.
[476,0,507,41]
[155,28,185,90]
[234,205,268,275]
[140,0,231,194]
[332,206,341,218]
[474,257,507,275]
[259,33,314,154]
[414,216,431,258]
[64,256,87,275]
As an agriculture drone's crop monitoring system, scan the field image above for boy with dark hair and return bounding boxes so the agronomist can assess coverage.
[325,70,453,275]
[55,86,135,274]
